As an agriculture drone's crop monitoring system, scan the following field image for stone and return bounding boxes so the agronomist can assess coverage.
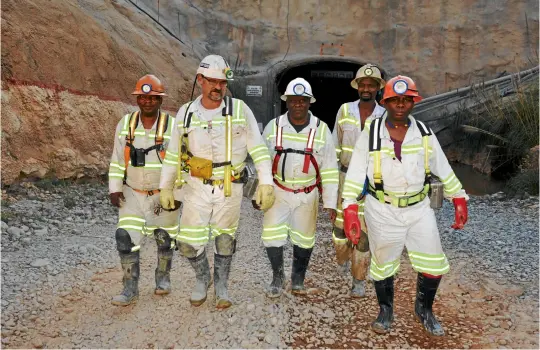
[7,227,22,236]
[34,228,48,237]
[30,259,50,268]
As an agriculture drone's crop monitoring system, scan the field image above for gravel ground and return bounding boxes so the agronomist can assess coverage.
[1,181,538,348]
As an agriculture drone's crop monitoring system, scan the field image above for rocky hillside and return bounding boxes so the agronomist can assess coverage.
[1,0,199,184]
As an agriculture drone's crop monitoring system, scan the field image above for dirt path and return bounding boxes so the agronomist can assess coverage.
[1,187,538,349]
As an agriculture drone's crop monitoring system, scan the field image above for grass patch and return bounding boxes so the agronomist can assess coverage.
[452,78,539,194]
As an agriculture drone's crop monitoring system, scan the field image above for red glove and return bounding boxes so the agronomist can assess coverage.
[451,197,468,229]
[343,204,361,245]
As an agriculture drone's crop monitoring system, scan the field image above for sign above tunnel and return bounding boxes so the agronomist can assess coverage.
[246,85,263,96]
[311,70,354,79]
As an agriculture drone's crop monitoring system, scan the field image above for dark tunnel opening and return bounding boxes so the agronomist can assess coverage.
[276,61,387,130]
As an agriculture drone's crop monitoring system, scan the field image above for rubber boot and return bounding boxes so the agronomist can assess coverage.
[291,245,313,295]
[350,277,366,298]
[371,276,394,333]
[265,246,285,298]
[111,251,140,306]
[214,253,233,309]
[154,248,173,295]
[187,250,212,306]
[415,273,445,336]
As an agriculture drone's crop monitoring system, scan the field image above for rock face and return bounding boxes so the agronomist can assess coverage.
[146,0,539,93]
[1,0,199,184]
[1,0,538,184]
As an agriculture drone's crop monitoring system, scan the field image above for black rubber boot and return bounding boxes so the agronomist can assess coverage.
[415,273,445,336]
[265,246,285,298]
[214,253,233,309]
[291,245,313,295]
[155,248,173,295]
[187,250,212,306]
[371,276,394,333]
[111,251,140,306]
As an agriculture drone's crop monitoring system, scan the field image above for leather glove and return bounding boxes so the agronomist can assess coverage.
[159,188,176,210]
[343,204,361,245]
[451,197,468,229]
[110,192,125,208]
[327,208,337,224]
[255,184,275,211]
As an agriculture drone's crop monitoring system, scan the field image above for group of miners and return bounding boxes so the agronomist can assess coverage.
[107,54,469,336]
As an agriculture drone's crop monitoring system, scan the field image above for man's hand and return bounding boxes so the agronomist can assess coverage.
[110,192,125,208]
[159,189,176,210]
[451,197,468,229]
[343,204,361,245]
[255,185,276,211]
[327,208,337,224]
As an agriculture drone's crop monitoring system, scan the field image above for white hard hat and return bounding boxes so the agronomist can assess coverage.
[351,64,385,89]
[196,54,234,80]
[281,77,316,103]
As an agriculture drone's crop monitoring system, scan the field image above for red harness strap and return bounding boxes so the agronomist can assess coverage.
[271,116,323,194]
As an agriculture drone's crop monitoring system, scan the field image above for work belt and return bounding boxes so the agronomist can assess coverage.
[127,184,160,196]
[273,178,319,194]
[367,186,428,208]
[340,164,349,173]
[202,169,248,186]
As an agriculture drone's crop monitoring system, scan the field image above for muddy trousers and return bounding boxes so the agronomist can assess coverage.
[332,225,370,281]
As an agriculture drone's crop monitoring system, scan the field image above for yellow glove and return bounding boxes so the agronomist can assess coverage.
[256,184,275,211]
[159,188,175,210]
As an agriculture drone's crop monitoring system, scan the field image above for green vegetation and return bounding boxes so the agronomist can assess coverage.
[452,78,539,195]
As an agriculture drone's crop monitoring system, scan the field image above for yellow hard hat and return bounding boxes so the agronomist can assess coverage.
[351,64,385,90]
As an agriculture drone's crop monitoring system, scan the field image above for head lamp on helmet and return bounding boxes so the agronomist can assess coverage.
[393,80,409,95]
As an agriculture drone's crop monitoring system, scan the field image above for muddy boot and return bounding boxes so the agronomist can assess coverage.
[350,249,370,298]
[371,276,394,334]
[350,277,366,298]
[291,245,312,295]
[265,246,285,298]
[214,253,233,309]
[154,249,173,295]
[187,251,212,307]
[415,273,445,336]
[111,251,140,306]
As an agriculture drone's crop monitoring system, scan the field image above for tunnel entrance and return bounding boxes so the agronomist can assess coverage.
[275,60,386,130]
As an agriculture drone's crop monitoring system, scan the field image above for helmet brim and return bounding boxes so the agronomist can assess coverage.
[281,94,316,103]
[351,77,386,90]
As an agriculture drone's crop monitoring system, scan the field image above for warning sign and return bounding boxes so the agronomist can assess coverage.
[246,85,263,97]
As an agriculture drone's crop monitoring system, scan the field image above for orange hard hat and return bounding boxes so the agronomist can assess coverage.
[380,75,422,104]
[132,74,167,96]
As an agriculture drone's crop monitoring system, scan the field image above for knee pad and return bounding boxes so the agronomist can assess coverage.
[176,241,198,258]
[154,228,173,251]
[115,228,134,254]
[215,234,236,256]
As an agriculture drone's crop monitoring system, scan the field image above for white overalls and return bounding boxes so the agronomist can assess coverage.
[261,113,339,249]
[342,115,468,280]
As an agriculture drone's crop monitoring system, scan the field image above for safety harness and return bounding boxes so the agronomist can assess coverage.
[123,110,169,195]
[271,115,323,194]
[180,97,246,192]
[368,117,432,207]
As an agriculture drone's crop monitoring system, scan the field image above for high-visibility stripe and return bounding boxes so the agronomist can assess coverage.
[369,258,400,281]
